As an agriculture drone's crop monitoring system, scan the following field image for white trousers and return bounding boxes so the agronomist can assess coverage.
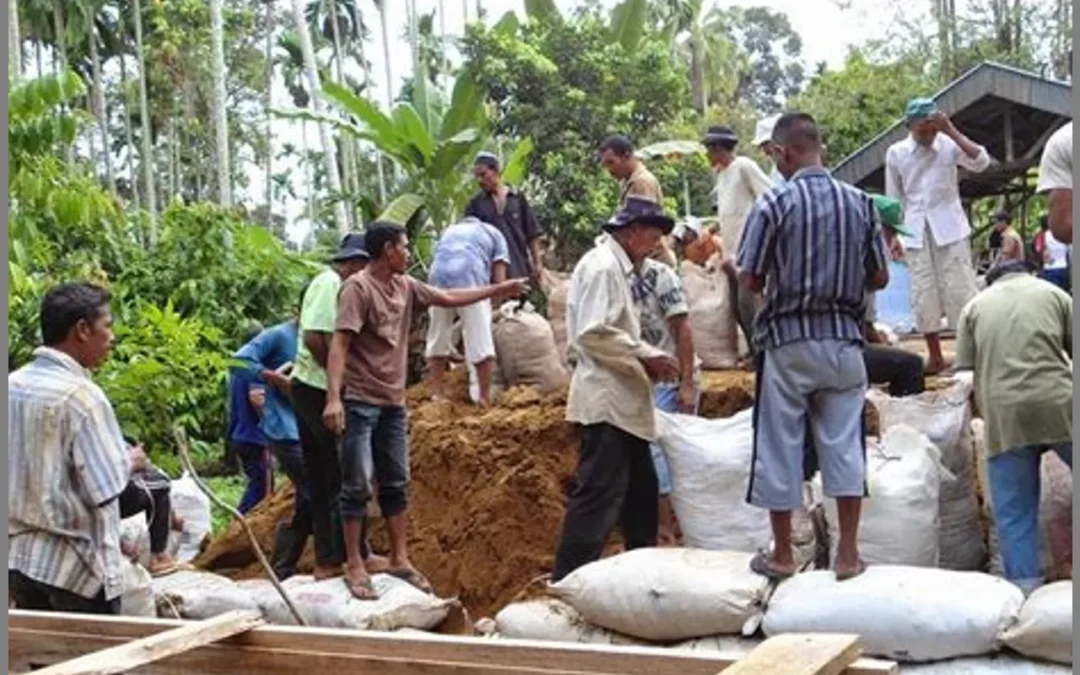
[425,300,495,364]
[908,227,979,334]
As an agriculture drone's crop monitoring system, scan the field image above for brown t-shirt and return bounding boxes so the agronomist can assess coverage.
[335,271,441,406]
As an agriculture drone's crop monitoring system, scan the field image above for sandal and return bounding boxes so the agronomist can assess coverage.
[388,567,434,594]
[749,550,795,581]
[149,562,194,578]
[835,559,868,582]
[345,575,379,601]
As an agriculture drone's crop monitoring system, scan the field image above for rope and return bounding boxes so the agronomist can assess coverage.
[171,427,307,626]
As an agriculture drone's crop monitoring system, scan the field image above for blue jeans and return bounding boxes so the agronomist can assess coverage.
[650,382,700,496]
[1040,267,1070,293]
[340,403,410,522]
[988,442,1073,594]
[233,441,271,514]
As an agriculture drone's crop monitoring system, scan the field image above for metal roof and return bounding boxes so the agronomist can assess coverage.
[832,61,1072,199]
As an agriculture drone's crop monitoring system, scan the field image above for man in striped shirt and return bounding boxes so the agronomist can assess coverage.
[736,113,889,582]
[9,283,132,613]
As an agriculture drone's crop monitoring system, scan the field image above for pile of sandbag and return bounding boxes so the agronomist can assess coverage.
[680,260,739,369]
[655,409,820,566]
[152,570,260,619]
[540,270,571,366]
[170,473,213,562]
[902,655,1071,674]
[548,548,770,642]
[818,425,947,567]
[762,566,1023,662]
[495,598,647,646]
[492,301,569,393]
[1002,581,1072,665]
[118,558,156,617]
[868,383,986,570]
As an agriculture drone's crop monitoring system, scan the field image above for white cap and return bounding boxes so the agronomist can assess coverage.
[673,216,703,241]
[752,114,782,147]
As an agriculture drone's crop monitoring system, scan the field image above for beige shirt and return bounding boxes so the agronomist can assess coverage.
[619,162,663,206]
[714,156,773,254]
[566,235,667,441]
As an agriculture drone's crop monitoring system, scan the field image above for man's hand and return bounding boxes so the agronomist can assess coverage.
[928,111,957,137]
[322,398,346,436]
[720,256,737,278]
[129,444,150,473]
[677,381,696,413]
[263,369,292,395]
[641,354,679,382]
[248,386,267,411]
[497,278,530,299]
[888,235,905,261]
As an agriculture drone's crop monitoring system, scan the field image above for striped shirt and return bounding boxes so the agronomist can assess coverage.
[737,166,889,351]
[9,347,131,600]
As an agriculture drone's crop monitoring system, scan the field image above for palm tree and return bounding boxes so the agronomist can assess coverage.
[210,0,231,206]
[373,0,398,184]
[10,0,21,80]
[82,1,117,197]
[292,0,348,234]
[264,0,274,227]
[132,0,156,235]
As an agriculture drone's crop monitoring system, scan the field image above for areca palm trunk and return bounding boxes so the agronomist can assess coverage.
[264,0,273,227]
[356,40,386,203]
[119,54,140,209]
[376,0,398,183]
[88,17,117,197]
[327,0,356,228]
[10,0,21,81]
[133,0,157,236]
[210,0,232,206]
[292,0,348,235]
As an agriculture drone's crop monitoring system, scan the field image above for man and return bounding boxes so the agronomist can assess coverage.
[1037,122,1072,246]
[737,113,889,582]
[630,249,699,546]
[551,197,680,581]
[955,260,1072,595]
[228,329,275,514]
[992,209,1024,263]
[702,125,774,360]
[235,312,309,579]
[426,216,511,406]
[465,152,545,284]
[9,283,132,614]
[885,97,990,374]
[323,222,527,599]
[1040,220,1071,293]
[118,438,186,577]
[290,233,382,581]
[599,135,678,269]
[752,114,785,185]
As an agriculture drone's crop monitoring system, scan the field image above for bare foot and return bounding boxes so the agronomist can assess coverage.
[925,356,954,376]
[363,553,391,574]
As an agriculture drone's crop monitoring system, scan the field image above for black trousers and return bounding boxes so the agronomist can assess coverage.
[269,443,313,579]
[118,481,170,555]
[9,570,120,614]
[552,422,658,582]
[291,381,371,565]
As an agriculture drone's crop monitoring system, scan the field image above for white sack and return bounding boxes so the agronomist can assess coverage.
[868,382,986,570]
[548,548,770,642]
[1002,581,1073,665]
[152,570,259,619]
[492,302,569,392]
[901,654,1071,674]
[118,559,156,617]
[170,473,212,562]
[655,410,818,566]
[822,425,947,567]
[259,574,452,631]
[681,260,739,369]
[120,515,151,567]
[494,599,647,646]
[762,566,1023,662]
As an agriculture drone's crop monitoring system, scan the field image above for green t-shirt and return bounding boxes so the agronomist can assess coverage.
[292,267,341,391]
[955,273,1073,456]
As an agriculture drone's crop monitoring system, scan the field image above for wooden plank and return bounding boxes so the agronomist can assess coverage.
[9,611,897,675]
[719,634,861,675]
[22,610,263,675]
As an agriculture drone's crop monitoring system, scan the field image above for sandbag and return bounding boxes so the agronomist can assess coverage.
[762,566,1023,662]
[868,383,985,570]
[258,575,453,631]
[821,425,947,567]
[492,302,569,392]
[680,260,739,369]
[549,548,770,642]
[1002,581,1073,665]
[655,410,818,565]
[540,270,570,366]
[170,473,212,562]
[494,599,647,646]
[120,514,151,567]
[153,570,259,619]
[901,654,1071,674]
[118,559,156,617]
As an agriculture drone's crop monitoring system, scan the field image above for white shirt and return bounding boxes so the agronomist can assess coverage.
[885,134,991,249]
[1037,122,1072,194]
[714,156,774,254]
[566,235,667,441]
[1044,230,1071,270]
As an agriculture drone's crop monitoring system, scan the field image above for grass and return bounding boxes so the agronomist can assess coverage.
[202,472,289,536]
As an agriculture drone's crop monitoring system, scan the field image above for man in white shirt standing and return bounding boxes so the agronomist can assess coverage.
[753,114,785,186]
[551,197,679,581]
[885,97,990,374]
[1036,121,1072,246]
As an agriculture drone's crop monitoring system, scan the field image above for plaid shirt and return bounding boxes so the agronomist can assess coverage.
[8,347,131,600]
[737,166,889,351]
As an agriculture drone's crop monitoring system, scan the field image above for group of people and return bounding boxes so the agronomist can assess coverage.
[8,87,1073,613]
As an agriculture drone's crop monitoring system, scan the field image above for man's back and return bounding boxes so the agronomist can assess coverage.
[429,218,509,290]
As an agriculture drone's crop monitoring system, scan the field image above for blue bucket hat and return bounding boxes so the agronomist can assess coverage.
[604,197,675,234]
[904,97,939,121]
[331,232,370,263]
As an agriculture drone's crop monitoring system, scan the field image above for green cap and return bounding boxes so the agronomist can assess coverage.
[904,97,938,120]
[871,194,912,237]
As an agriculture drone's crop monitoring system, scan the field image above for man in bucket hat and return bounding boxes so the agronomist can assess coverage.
[551,197,680,580]
[885,97,990,374]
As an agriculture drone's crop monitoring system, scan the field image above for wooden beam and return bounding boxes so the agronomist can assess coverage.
[719,634,861,675]
[23,610,263,675]
[9,611,898,675]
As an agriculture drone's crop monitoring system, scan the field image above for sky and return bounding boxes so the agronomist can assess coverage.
[255,0,898,244]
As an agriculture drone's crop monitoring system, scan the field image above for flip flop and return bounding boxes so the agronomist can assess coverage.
[749,550,795,581]
[835,559,868,582]
[388,567,434,594]
[345,575,379,601]
[149,562,194,578]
